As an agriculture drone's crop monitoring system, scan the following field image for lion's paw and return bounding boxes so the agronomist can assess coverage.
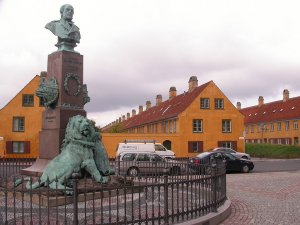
[101,176,109,184]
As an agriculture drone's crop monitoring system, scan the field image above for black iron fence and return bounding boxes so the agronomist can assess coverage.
[0,158,227,225]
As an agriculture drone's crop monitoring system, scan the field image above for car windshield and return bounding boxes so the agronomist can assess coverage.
[195,152,211,159]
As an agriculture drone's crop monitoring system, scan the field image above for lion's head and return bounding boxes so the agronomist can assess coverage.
[64,115,96,143]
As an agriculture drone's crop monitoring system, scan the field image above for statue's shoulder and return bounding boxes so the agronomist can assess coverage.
[45,20,60,29]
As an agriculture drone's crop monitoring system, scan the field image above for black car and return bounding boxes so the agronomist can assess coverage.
[189,151,254,173]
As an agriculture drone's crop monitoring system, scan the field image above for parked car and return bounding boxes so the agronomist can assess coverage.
[211,147,251,160]
[116,140,175,159]
[115,152,185,176]
[189,152,254,173]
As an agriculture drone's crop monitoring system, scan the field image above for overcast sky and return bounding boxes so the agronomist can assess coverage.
[1,0,300,127]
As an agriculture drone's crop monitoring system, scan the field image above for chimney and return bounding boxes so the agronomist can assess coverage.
[236,102,241,110]
[127,113,130,119]
[146,100,151,110]
[169,86,177,99]
[258,96,264,107]
[132,109,136,116]
[40,71,47,77]
[283,89,289,102]
[188,76,198,92]
[138,105,143,114]
[156,94,162,106]
[122,115,125,121]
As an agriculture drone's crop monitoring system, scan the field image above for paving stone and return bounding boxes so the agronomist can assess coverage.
[220,171,300,225]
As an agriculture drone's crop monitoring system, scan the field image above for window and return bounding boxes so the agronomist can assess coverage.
[121,153,137,161]
[136,153,150,161]
[221,142,231,148]
[257,123,261,133]
[294,121,298,130]
[162,120,176,133]
[150,154,163,162]
[214,98,224,109]
[263,124,267,132]
[22,94,34,107]
[13,117,25,132]
[285,138,290,145]
[188,141,203,153]
[251,125,254,133]
[6,141,30,154]
[193,119,203,133]
[222,120,231,133]
[270,123,274,132]
[245,125,249,134]
[294,137,299,145]
[200,98,210,109]
[278,138,282,144]
[155,145,166,151]
[285,121,290,131]
[277,122,281,131]
[13,142,25,153]
[270,139,274,144]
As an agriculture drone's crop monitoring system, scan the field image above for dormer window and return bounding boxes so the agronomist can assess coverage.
[292,106,295,110]
[280,109,283,112]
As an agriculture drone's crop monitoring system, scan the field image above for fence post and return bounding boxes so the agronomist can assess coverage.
[72,173,80,225]
[164,175,169,225]
[211,162,217,212]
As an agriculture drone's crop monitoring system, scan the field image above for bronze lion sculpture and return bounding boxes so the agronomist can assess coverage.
[25,115,110,192]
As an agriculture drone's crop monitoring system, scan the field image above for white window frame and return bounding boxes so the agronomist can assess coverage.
[214,98,224,109]
[193,119,203,133]
[200,98,210,109]
[13,117,25,132]
[222,120,232,133]
[294,121,298,130]
[13,141,25,153]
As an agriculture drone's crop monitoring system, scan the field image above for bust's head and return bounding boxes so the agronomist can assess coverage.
[60,4,74,21]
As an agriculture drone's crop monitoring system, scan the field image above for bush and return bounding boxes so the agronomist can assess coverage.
[246,143,300,159]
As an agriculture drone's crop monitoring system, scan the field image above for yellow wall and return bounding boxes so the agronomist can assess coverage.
[102,82,245,158]
[245,120,300,144]
[0,76,44,158]
[178,82,245,153]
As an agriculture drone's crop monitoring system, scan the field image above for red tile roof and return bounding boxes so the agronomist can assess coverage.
[121,81,212,129]
[240,96,300,124]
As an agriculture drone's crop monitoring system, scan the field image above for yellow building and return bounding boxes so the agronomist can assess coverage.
[0,74,45,158]
[239,90,300,145]
[102,76,245,157]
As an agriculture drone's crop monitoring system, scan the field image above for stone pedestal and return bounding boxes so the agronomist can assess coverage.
[22,51,87,176]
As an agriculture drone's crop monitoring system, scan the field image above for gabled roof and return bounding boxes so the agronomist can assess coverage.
[122,81,212,130]
[240,96,300,124]
[0,75,40,111]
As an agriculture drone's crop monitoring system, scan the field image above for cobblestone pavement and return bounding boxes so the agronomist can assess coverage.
[220,171,300,225]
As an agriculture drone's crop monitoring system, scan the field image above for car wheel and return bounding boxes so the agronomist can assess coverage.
[170,166,180,175]
[127,167,139,177]
[241,165,250,173]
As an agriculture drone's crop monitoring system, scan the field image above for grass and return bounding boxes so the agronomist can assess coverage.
[246,143,300,159]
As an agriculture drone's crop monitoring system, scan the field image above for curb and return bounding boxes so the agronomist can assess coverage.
[176,199,231,225]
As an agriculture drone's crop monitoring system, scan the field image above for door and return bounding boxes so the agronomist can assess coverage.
[163,140,172,150]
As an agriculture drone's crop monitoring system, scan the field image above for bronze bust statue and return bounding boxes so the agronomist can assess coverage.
[45,4,81,52]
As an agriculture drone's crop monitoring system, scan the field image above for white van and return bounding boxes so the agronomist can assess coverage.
[116,140,175,159]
